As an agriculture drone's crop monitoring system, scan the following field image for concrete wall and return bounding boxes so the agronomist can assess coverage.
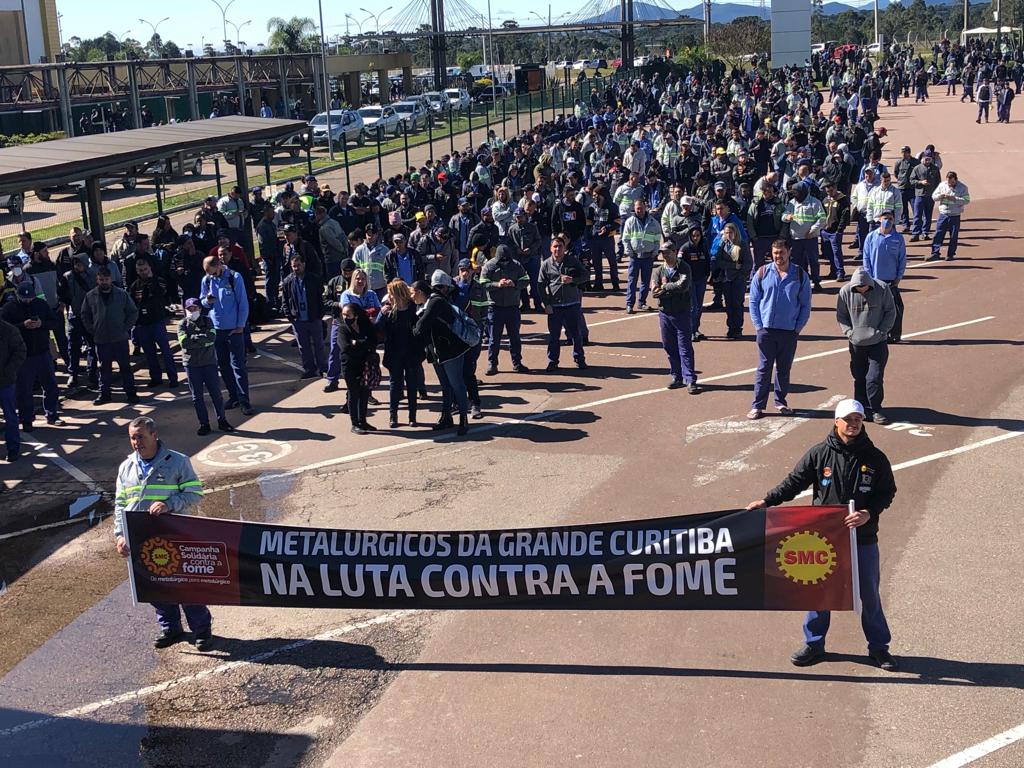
[771,0,811,69]
[0,0,57,63]
[0,11,29,66]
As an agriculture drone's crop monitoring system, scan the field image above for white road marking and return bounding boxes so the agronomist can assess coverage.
[0,609,416,739]
[0,516,100,543]
[5,427,1022,737]
[685,395,845,486]
[17,437,105,496]
[254,345,305,371]
[197,439,295,468]
[207,315,995,495]
[926,721,1024,768]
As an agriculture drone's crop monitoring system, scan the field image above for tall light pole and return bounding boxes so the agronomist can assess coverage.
[345,13,366,40]
[226,19,252,48]
[138,16,170,41]
[116,29,133,60]
[529,9,552,64]
[874,0,880,47]
[359,6,393,54]
[209,0,237,49]
[318,0,334,160]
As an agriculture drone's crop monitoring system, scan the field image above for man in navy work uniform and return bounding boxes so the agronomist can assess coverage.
[114,416,214,651]
[861,209,906,343]
[746,398,899,671]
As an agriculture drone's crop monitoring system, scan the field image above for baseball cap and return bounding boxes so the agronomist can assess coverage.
[714,147,726,155]
[457,258,473,270]
[834,398,865,420]
[430,269,453,287]
[714,181,726,190]
[680,195,694,206]
[16,282,35,298]
[923,149,934,158]
[184,297,201,310]
[514,206,526,215]
[900,145,911,152]
[414,212,425,221]
[658,241,674,253]
[393,233,406,242]
[281,224,296,233]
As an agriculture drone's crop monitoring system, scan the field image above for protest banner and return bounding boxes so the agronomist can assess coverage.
[125,505,858,611]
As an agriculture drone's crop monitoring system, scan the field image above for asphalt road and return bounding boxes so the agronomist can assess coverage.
[0,94,1022,768]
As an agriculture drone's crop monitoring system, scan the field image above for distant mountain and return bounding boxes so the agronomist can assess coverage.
[667,0,955,24]
[579,2,691,24]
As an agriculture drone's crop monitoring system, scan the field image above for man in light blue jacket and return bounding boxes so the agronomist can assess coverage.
[748,239,812,419]
[200,254,253,415]
[861,209,907,343]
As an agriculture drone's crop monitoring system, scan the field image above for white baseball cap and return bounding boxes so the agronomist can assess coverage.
[834,399,865,420]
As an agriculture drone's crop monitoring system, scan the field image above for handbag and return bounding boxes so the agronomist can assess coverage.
[361,351,382,389]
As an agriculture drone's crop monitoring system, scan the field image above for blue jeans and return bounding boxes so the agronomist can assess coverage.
[387,355,421,419]
[436,352,469,417]
[1,382,18,456]
[589,236,618,288]
[214,329,249,405]
[912,195,934,237]
[16,352,59,425]
[546,304,585,364]
[326,322,344,384]
[154,602,211,634]
[659,311,695,383]
[133,322,178,383]
[293,318,327,375]
[625,256,654,309]
[930,213,961,258]
[186,363,225,426]
[752,328,799,409]
[520,255,542,308]
[803,542,891,653]
[820,230,845,277]
[487,305,522,368]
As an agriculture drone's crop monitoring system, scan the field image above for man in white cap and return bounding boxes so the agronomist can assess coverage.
[746,398,899,672]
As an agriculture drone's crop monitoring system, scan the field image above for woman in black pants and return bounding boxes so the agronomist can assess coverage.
[380,279,423,428]
[337,303,377,434]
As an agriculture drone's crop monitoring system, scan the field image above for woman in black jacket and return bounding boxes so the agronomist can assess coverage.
[337,303,378,434]
[381,279,424,428]
[678,225,711,342]
[411,274,471,436]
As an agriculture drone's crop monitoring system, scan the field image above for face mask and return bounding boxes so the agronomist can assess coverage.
[187,311,201,322]
[12,267,22,277]
[880,220,892,231]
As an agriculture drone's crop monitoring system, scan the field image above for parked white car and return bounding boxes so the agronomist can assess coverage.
[34,175,137,202]
[633,55,653,67]
[309,109,366,147]
[358,105,403,138]
[443,87,471,111]
[392,100,430,132]
[475,84,511,103]
[423,91,450,114]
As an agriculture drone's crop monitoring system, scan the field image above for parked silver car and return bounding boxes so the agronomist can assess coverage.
[309,109,366,147]
[391,100,430,132]
[358,105,403,139]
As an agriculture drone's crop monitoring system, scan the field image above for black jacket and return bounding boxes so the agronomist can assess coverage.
[383,247,426,285]
[413,293,471,363]
[0,298,57,357]
[129,277,170,326]
[763,429,897,544]
[280,271,325,321]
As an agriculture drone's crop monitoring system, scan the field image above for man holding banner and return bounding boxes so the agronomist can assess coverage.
[747,398,899,671]
[114,417,215,652]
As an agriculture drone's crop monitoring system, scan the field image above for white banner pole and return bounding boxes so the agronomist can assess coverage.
[848,500,862,614]
[124,511,139,607]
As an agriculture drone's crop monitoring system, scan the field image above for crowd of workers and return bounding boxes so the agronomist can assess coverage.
[1,40,978,462]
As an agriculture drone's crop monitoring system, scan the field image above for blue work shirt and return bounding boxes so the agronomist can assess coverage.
[749,262,812,332]
[396,251,415,285]
[199,268,249,330]
[862,228,907,282]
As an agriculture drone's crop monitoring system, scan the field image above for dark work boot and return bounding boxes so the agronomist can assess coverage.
[457,413,469,436]
[790,644,825,667]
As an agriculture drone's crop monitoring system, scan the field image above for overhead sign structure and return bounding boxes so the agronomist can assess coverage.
[771,0,812,69]
[126,506,858,612]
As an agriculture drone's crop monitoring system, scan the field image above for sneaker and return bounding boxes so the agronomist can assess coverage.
[299,370,318,379]
[871,411,890,426]
[693,331,707,342]
[726,330,743,340]
[194,631,215,653]
[240,404,254,416]
[777,406,794,416]
[945,254,955,261]
[691,332,701,342]
[910,235,920,242]
[747,408,763,420]
[389,417,400,428]
[323,381,339,393]
[835,274,849,282]
[575,360,588,369]
[688,382,703,395]
[790,644,825,667]
[360,421,378,432]
[667,378,684,390]
[470,404,483,419]
[93,394,111,405]
[6,451,19,463]
[546,361,559,371]
[154,627,184,649]
[45,416,65,426]
[225,399,240,410]
[925,254,941,262]
[869,649,900,671]
[512,363,530,373]
[626,307,636,315]
[812,282,823,293]
[351,425,367,435]
[641,304,653,312]
[217,419,235,432]
[368,395,381,406]
[484,366,498,376]
[339,403,350,414]
[196,424,211,436]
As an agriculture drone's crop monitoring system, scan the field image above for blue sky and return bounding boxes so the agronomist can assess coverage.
[56,0,792,53]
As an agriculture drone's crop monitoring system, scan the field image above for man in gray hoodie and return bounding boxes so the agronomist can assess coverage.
[837,268,897,425]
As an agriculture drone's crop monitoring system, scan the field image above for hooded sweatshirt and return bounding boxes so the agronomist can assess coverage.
[837,270,897,346]
[480,245,530,308]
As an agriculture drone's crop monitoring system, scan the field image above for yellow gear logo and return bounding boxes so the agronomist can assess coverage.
[776,531,837,585]
[140,537,180,577]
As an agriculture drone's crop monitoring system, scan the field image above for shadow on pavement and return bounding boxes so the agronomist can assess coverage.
[883,407,1024,432]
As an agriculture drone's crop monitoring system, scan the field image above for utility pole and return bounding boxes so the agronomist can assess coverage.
[209,0,237,50]
[963,0,969,33]
[318,0,334,160]
[874,0,879,47]
[703,0,711,48]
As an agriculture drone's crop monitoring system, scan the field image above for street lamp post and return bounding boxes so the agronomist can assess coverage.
[359,6,393,54]
[138,16,170,42]
[226,19,252,48]
[528,9,552,64]
[209,0,237,49]
[318,0,335,161]
[116,29,133,60]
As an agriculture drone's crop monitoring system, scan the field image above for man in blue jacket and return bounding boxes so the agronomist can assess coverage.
[861,209,907,343]
[201,255,253,416]
[748,239,812,420]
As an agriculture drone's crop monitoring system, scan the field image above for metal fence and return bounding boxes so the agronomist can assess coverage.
[0,72,622,256]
